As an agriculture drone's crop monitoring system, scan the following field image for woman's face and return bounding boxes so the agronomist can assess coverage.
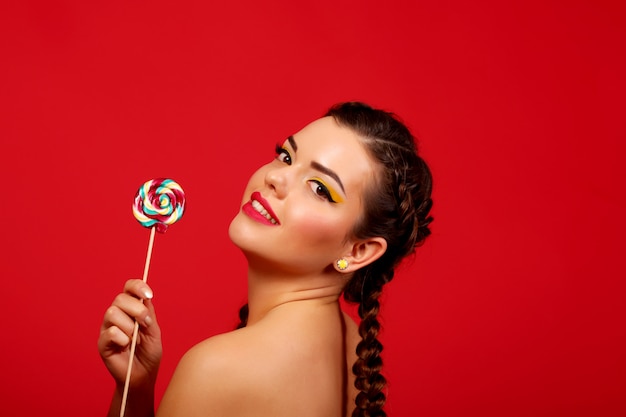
[228,116,378,275]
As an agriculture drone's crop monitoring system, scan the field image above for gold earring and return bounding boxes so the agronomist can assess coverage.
[336,258,349,271]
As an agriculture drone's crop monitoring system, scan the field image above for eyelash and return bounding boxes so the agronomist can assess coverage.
[274,144,292,165]
[309,179,336,203]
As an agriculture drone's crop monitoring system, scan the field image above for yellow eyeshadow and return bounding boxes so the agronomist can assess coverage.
[312,177,344,203]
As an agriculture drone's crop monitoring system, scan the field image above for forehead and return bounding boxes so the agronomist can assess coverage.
[292,116,378,191]
[293,116,362,151]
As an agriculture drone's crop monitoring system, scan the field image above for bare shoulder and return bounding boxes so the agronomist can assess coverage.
[156,329,264,417]
[156,325,326,417]
[156,306,353,417]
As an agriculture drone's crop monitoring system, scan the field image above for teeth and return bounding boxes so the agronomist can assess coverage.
[251,200,277,224]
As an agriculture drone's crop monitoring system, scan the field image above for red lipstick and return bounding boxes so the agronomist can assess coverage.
[242,191,280,225]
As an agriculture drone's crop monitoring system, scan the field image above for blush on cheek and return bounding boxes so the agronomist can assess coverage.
[292,211,348,247]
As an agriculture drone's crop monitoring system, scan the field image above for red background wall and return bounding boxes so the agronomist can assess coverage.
[1,1,624,416]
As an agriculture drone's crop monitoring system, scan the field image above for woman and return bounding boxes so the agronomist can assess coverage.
[99,102,433,417]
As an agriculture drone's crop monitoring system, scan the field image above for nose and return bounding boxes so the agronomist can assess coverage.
[264,165,289,198]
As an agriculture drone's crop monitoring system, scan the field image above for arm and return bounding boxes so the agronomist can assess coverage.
[98,279,163,417]
[106,384,156,417]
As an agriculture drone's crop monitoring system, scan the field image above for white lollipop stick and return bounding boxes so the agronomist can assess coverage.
[120,226,156,417]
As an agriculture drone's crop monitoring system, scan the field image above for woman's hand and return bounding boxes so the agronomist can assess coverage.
[98,279,163,390]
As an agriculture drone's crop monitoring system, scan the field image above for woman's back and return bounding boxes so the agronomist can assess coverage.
[156,300,360,417]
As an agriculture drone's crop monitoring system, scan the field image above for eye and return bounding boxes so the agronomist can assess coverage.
[308,179,337,203]
[274,144,292,165]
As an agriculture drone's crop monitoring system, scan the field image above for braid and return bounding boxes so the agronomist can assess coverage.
[394,155,433,253]
[352,269,393,417]
[325,102,434,416]
[396,170,418,249]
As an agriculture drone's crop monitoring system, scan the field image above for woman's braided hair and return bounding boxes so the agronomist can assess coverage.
[326,102,433,417]
[236,102,433,416]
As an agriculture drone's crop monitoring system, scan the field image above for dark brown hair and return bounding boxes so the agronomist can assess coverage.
[326,102,433,417]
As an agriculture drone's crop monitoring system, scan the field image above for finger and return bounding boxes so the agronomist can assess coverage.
[108,325,132,349]
[123,279,154,301]
[98,324,132,356]
[102,305,137,337]
[144,299,158,325]
[110,293,152,326]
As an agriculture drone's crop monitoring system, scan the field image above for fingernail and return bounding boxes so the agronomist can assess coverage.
[143,288,153,299]
[144,315,153,327]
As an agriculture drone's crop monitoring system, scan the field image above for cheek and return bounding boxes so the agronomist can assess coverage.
[288,209,350,248]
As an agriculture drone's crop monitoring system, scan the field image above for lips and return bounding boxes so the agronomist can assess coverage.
[242,191,280,225]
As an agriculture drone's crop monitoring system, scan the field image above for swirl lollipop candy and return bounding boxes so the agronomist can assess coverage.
[121,178,185,417]
[133,178,185,233]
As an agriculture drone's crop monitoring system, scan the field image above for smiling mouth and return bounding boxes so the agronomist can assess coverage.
[251,199,279,224]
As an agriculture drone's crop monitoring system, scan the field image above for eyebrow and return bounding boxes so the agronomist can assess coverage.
[289,135,346,194]
[311,161,346,194]
[287,135,297,151]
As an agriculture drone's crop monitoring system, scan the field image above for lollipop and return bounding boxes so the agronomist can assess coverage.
[132,178,185,233]
[121,178,185,417]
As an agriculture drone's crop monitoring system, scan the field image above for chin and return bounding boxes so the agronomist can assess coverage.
[227,214,242,246]
[227,211,256,252]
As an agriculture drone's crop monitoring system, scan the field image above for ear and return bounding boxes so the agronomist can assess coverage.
[334,237,387,273]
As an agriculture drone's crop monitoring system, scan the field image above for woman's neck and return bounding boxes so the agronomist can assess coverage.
[245,264,346,326]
